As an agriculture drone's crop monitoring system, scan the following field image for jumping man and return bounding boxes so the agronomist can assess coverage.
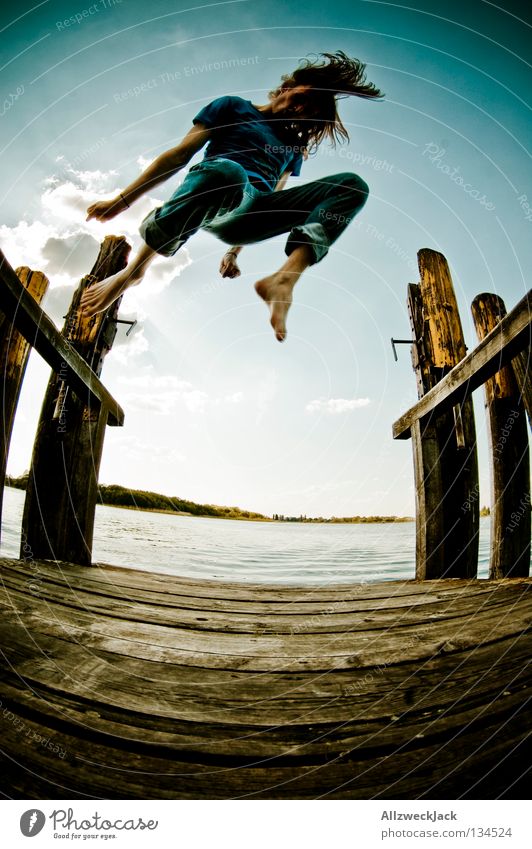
[80,51,384,342]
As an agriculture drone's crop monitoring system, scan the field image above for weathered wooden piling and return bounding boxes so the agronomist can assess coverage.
[21,236,130,566]
[512,346,532,429]
[0,268,49,539]
[472,293,531,578]
[408,249,479,580]
[474,294,532,430]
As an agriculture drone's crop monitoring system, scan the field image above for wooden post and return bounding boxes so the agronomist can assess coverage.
[409,250,479,580]
[21,236,130,566]
[408,284,446,577]
[476,292,532,431]
[511,347,532,430]
[471,294,530,578]
[0,268,49,538]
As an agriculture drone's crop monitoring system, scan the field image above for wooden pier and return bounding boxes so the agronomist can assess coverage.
[0,245,531,799]
[0,558,530,799]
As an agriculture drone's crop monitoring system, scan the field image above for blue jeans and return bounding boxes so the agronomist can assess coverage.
[139,157,369,263]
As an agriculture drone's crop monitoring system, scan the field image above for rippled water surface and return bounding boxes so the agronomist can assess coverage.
[1,486,492,584]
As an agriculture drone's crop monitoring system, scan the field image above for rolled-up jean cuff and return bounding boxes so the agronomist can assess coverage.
[139,209,185,258]
[285,222,330,264]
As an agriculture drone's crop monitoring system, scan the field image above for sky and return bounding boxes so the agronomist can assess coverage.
[1,0,531,519]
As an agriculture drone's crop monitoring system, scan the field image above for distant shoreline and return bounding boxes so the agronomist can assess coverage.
[101,503,273,521]
[5,480,416,523]
[100,502,414,524]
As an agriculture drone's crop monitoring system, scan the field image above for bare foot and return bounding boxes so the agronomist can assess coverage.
[254,272,296,342]
[79,267,141,317]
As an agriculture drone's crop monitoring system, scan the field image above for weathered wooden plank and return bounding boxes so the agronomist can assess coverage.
[3,612,527,719]
[1,620,528,729]
[21,237,130,566]
[0,268,49,539]
[0,571,498,614]
[0,556,502,602]
[0,249,124,426]
[2,638,529,749]
[0,558,523,616]
[1,565,523,633]
[2,586,530,672]
[14,614,529,674]
[0,679,528,799]
[472,293,531,578]
[393,288,532,439]
[4,564,528,626]
[1,646,529,756]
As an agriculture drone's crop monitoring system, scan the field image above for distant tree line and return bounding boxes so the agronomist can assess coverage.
[6,472,28,490]
[97,483,270,520]
[5,473,269,521]
[272,513,413,523]
[6,473,490,522]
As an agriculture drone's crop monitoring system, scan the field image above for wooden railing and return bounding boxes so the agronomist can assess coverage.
[0,237,130,566]
[393,291,531,440]
[393,249,531,580]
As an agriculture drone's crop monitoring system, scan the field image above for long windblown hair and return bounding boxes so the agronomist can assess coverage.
[268,51,384,155]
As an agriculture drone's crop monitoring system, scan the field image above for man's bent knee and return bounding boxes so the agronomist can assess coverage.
[192,158,248,188]
[333,171,370,197]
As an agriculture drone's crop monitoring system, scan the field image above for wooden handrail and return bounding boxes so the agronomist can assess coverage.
[0,249,124,426]
[393,289,531,440]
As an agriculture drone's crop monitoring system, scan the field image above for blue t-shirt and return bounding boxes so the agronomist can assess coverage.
[192,95,304,191]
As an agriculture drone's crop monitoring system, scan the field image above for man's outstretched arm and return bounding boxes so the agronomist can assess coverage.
[86,122,212,222]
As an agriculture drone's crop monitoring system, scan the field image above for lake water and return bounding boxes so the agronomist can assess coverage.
[1,486,492,584]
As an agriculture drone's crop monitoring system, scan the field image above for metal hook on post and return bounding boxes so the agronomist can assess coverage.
[112,318,137,337]
[63,310,137,335]
[100,315,138,346]
[391,338,413,362]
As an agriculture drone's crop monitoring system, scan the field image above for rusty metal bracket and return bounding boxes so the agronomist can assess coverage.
[111,318,137,336]
[391,338,413,362]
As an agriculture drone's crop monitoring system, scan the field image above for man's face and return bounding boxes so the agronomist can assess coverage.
[272,84,318,119]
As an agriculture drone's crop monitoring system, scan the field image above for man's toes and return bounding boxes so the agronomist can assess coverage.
[271,315,286,342]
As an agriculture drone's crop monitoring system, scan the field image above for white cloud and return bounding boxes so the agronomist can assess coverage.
[41,178,156,237]
[41,232,100,277]
[305,397,371,414]
[0,220,60,272]
[218,391,244,405]
[50,159,119,192]
[107,324,150,364]
[122,252,193,320]
[112,434,186,465]
[116,370,244,415]
[0,164,193,342]
[137,155,155,171]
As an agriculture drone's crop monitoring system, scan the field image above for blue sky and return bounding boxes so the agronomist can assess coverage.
[1,0,530,518]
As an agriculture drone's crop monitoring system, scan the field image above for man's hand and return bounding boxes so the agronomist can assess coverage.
[219,250,241,279]
[86,196,128,223]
